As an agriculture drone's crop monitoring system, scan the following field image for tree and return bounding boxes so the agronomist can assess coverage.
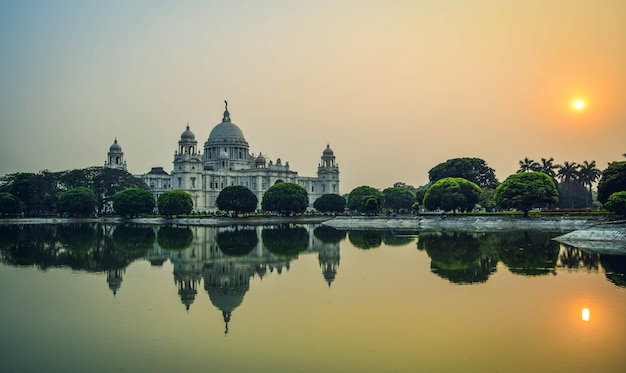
[158,190,193,217]
[346,186,384,213]
[216,185,258,217]
[423,177,481,214]
[556,161,581,208]
[429,158,499,189]
[313,193,346,214]
[261,182,309,215]
[578,160,601,206]
[113,188,155,218]
[382,187,416,211]
[58,187,97,217]
[518,157,540,173]
[363,196,381,215]
[0,171,60,214]
[0,192,22,216]
[538,157,559,179]
[494,172,559,216]
[604,191,626,217]
[597,161,626,204]
[90,167,148,213]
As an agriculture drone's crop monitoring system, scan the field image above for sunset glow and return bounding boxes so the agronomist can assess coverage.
[573,100,586,111]
[582,308,590,322]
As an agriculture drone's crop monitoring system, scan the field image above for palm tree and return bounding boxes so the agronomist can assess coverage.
[518,157,540,173]
[538,157,559,179]
[557,161,580,208]
[578,160,601,206]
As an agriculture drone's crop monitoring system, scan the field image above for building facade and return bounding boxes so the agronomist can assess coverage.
[119,103,339,212]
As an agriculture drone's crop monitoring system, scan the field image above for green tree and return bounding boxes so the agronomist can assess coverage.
[423,177,481,214]
[91,167,148,213]
[518,157,540,173]
[216,227,258,256]
[59,169,90,190]
[538,157,559,179]
[261,182,308,215]
[494,172,558,216]
[597,161,626,204]
[216,185,258,217]
[578,160,601,206]
[346,186,384,213]
[113,188,155,218]
[158,190,193,217]
[363,196,381,215]
[604,191,626,217]
[0,192,22,216]
[58,187,97,217]
[313,193,346,214]
[429,158,499,189]
[0,171,60,214]
[382,187,416,211]
[262,225,309,257]
[557,161,581,208]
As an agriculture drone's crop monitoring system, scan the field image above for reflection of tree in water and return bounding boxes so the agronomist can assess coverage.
[382,231,416,247]
[600,254,626,288]
[313,225,346,244]
[157,226,193,251]
[495,231,560,276]
[216,227,258,257]
[57,223,97,253]
[262,225,309,258]
[418,231,497,285]
[558,245,600,271]
[0,225,58,269]
[348,230,383,250]
[112,225,154,256]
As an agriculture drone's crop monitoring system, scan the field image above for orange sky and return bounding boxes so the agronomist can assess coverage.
[1,0,624,192]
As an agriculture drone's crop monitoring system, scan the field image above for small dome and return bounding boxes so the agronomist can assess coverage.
[181,125,195,141]
[109,139,122,152]
[323,144,334,156]
[256,153,266,163]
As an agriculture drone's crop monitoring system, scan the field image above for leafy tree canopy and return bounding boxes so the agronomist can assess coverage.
[313,193,346,214]
[605,191,626,217]
[423,177,481,213]
[113,188,155,218]
[428,157,499,189]
[157,226,193,251]
[0,192,22,216]
[261,182,308,215]
[216,185,258,216]
[494,172,558,216]
[597,161,626,204]
[158,190,193,217]
[346,186,384,213]
[58,187,97,217]
[383,187,416,211]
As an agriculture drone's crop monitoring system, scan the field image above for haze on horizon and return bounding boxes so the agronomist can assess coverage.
[1,0,625,193]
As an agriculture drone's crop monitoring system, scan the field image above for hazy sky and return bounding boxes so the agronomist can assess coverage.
[1,0,625,193]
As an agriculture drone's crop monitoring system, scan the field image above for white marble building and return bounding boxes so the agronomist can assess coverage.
[111,103,339,212]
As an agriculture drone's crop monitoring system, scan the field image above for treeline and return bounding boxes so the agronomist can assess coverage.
[343,156,626,217]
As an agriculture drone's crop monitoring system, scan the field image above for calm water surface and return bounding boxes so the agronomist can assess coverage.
[1,223,625,373]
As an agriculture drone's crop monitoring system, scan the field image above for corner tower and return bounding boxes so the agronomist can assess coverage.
[317,144,340,195]
[104,138,127,171]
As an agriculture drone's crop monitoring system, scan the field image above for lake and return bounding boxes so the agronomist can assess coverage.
[1,223,625,372]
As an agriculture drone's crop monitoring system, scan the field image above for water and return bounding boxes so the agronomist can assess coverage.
[1,223,625,372]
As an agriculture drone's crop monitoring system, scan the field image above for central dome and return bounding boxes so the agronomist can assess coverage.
[206,107,248,146]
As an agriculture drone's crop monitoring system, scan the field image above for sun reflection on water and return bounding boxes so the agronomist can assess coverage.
[581,308,590,322]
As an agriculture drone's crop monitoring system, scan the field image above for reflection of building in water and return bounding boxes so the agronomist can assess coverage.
[106,268,124,296]
[163,225,342,333]
[317,241,340,287]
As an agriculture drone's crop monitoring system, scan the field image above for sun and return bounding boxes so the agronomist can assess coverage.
[572,99,585,111]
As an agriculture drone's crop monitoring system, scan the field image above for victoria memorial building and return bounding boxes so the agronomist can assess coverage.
[104,103,340,212]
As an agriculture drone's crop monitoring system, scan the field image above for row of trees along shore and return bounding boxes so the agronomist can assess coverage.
[1,155,626,218]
